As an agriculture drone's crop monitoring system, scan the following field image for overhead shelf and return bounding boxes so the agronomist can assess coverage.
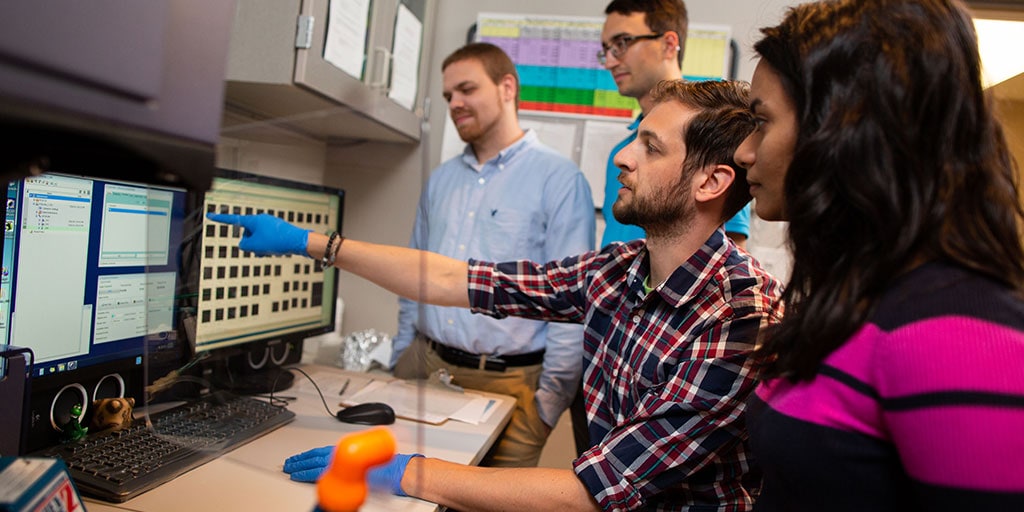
[222,0,433,144]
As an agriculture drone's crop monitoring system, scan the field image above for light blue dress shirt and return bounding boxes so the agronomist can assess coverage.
[392,130,596,426]
[601,115,751,247]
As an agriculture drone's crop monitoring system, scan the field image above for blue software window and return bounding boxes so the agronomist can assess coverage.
[0,173,186,376]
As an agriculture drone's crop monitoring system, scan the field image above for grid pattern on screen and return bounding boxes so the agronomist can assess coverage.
[193,181,337,351]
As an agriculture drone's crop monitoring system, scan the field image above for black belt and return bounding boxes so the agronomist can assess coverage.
[424,337,545,372]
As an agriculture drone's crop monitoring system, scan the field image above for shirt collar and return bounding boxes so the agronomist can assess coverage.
[460,129,538,168]
[632,228,732,308]
[628,114,643,132]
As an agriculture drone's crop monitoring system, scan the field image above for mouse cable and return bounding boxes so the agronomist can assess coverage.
[266,366,337,418]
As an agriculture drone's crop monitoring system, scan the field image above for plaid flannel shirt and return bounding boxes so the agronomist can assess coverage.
[468,229,783,511]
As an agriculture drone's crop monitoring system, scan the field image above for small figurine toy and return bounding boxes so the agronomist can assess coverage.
[91,397,135,433]
[61,403,89,442]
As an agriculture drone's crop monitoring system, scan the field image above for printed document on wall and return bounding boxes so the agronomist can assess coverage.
[519,117,578,165]
[324,0,371,79]
[581,119,633,206]
[388,4,422,110]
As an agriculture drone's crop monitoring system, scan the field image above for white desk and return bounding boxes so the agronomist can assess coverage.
[83,364,515,512]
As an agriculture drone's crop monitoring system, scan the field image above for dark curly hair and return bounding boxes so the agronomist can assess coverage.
[753,0,1024,380]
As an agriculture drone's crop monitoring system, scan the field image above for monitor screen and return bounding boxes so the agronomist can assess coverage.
[0,172,188,452]
[2,173,186,375]
[186,169,343,393]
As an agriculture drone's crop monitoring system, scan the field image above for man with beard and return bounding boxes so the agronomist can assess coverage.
[211,79,782,511]
[558,1,753,456]
[390,42,596,468]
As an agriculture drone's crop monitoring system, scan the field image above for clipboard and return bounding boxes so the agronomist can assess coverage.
[342,380,497,425]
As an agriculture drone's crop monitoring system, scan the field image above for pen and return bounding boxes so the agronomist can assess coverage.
[339,378,376,405]
[338,378,350,396]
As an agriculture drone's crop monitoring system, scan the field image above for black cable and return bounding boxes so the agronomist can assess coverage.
[268,366,337,418]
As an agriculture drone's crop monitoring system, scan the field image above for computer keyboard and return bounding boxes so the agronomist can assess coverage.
[36,391,295,503]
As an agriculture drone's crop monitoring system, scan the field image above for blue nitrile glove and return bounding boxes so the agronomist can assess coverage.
[206,213,310,257]
[283,445,335,483]
[282,446,423,496]
[367,453,422,496]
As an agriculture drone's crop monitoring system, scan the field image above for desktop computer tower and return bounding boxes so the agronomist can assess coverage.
[0,346,32,456]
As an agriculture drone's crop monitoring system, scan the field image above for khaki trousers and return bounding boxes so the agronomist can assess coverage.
[394,335,550,467]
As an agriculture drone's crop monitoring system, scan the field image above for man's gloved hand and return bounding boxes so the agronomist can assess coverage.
[206,213,310,257]
[283,445,335,483]
[282,446,423,496]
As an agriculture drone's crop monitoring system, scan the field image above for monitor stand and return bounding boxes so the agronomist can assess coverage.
[209,364,295,396]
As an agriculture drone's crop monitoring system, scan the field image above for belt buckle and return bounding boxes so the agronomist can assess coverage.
[480,355,506,372]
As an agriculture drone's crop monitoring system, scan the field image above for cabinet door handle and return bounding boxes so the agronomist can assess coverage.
[295,15,315,49]
[370,46,392,93]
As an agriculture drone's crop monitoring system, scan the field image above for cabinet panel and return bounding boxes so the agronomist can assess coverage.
[0,0,236,191]
[0,1,166,102]
[224,0,434,143]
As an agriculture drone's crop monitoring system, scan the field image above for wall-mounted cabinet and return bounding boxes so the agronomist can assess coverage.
[222,0,434,144]
[0,0,236,190]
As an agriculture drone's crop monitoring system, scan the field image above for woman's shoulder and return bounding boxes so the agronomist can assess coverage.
[870,261,1024,332]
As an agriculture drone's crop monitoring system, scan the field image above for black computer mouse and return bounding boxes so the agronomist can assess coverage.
[336,402,396,425]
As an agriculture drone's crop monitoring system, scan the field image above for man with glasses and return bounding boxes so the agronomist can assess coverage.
[598,0,750,250]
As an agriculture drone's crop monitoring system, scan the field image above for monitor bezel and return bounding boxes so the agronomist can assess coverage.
[179,168,345,396]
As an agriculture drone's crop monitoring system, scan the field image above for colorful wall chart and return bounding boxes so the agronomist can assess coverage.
[476,13,731,119]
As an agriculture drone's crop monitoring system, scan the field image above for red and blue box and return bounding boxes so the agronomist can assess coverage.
[0,457,83,512]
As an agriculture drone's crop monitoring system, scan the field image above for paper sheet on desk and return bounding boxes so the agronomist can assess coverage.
[291,371,378,399]
[343,380,498,425]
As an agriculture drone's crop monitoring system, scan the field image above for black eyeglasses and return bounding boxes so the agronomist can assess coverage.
[596,33,664,65]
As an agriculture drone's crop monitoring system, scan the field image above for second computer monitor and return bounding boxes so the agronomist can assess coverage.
[191,169,344,393]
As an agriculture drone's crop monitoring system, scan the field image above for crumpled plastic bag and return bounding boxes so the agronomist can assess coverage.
[338,328,391,371]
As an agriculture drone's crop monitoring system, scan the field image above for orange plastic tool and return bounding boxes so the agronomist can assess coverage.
[317,427,397,512]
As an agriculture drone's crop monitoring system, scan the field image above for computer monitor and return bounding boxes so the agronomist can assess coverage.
[184,169,344,394]
[0,172,189,453]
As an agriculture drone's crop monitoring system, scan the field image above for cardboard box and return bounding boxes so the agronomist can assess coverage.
[0,457,83,512]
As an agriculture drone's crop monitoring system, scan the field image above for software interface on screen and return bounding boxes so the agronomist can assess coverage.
[0,173,186,377]
[193,175,340,353]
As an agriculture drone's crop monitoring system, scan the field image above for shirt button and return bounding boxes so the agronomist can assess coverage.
[478,178,486,185]
[632,315,641,323]
[458,244,465,251]
[468,211,475,217]
[447,319,454,325]
[498,164,505,170]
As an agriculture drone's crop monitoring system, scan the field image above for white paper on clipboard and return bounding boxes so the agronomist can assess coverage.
[387,4,422,110]
[323,0,371,79]
[343,380,498,425]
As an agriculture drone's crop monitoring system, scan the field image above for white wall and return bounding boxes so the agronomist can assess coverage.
[325,140,427,336]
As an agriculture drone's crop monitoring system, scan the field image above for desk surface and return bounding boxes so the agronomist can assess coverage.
[83,364,515,512]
